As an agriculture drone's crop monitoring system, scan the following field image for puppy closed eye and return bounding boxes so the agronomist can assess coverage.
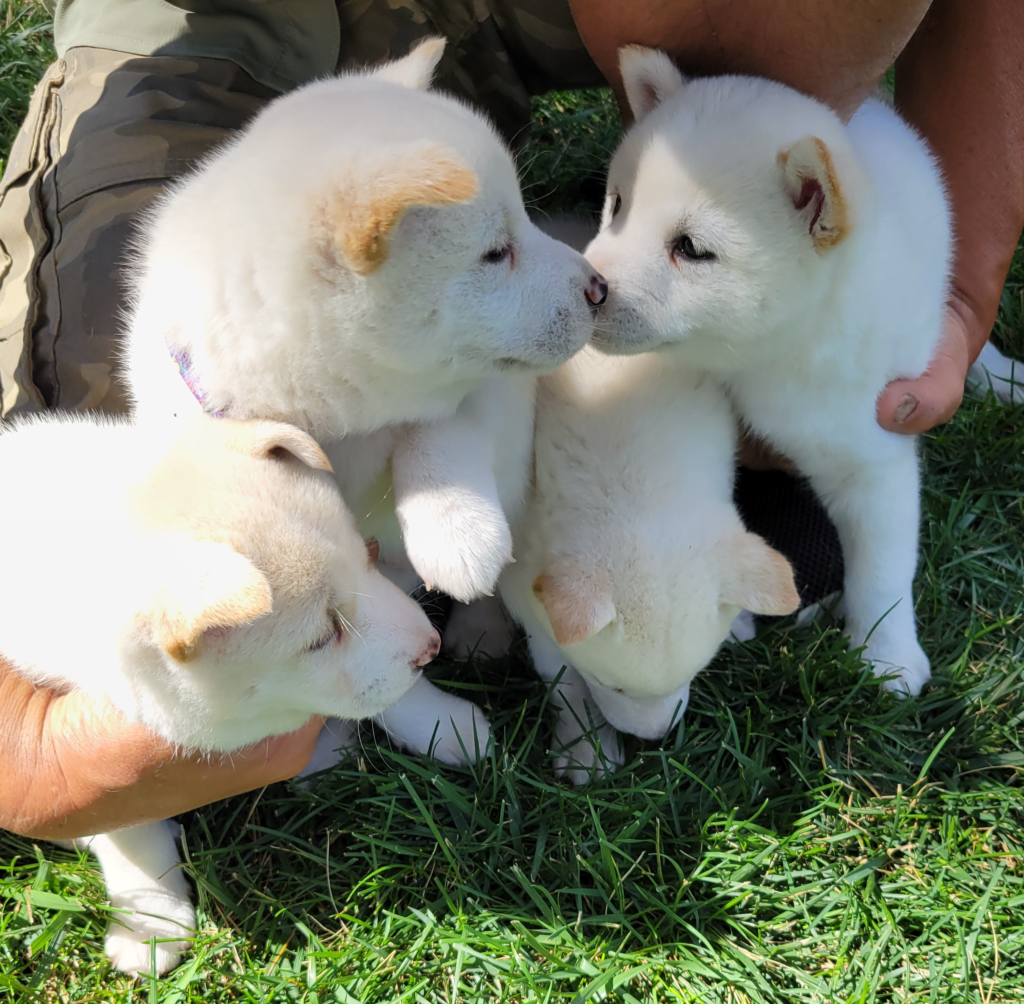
[610,192,622,218]
[480,242,512,265]
[306,607,344,653]
[671,234,716,263]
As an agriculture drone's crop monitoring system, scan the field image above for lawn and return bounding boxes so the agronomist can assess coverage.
[1,3,1023,1001]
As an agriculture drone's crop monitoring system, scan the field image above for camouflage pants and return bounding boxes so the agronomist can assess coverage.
[0,0,602,415]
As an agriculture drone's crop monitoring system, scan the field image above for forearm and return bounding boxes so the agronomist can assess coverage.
[896,0,1024,363]
[0,657,322,841]
[0,659,163,839]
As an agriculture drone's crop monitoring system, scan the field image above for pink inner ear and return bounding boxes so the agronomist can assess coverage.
[794,177,825,234]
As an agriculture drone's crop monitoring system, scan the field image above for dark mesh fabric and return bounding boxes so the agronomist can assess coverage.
[734,468,845,609]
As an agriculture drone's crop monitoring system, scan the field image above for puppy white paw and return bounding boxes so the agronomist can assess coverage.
[104,899,195,976]
[869,641,932,696]
[426,700,492,765]
[727,609,757,643]
[443,596,516,660]
[375,679,492,765]
[106,931,186,978]
[852,631,932,696]
[552,718,623,785]
[398,489,512,602]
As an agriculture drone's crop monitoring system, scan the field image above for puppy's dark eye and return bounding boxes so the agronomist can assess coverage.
[672,234,715,262]
[481,243,511,264]
[307,607,344,653]
[611,193,622,218]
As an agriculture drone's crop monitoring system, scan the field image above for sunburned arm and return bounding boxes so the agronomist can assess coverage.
[0,657,323,841]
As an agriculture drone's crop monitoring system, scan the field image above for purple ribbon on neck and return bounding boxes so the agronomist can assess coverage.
[171,347,225,418]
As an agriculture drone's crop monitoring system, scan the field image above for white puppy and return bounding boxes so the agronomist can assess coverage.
[0,413,439,976]
[121,38,603,762]
[585,48,953,695]
[500,346,799,783]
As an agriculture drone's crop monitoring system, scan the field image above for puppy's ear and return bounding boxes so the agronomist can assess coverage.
[221,420,333,472]
[331,144,478,275]
[370,36,446,90]
[533,568,616,646]
[719,532,801,616]
[152,542,273,663]
[618,46,687,122]
[778,136,850,252]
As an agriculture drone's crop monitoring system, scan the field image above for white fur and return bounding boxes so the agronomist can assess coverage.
[585,51,953,695]
[968,342,1023,405]
[500,347,798,781]
[0,413,439,975]
[121,41,593,756]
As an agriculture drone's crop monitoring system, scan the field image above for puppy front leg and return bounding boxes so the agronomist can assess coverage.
[528,631,622,784]
[811,450,930,694]
[373,674,491,765]
[80,820,195,976]
[392,418,512,602]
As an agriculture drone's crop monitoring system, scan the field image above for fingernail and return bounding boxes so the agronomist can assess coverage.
[893,394,918,425]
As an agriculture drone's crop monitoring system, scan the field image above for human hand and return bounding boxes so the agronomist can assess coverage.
[0,657,324,841]
[876,299,973,435]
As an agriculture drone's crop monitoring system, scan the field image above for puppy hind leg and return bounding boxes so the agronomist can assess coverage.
[811,452,930,694]
[83,820,195,976]
[527,631,622,784]
[373,674,491,765]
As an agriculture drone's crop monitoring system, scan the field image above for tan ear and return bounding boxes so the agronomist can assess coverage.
[331,144,478,275]
[719,532,801,616]
[533,570,616,647]
[778,136,850,251]
[370,36,446,90]
[153,542,273,663]
[220,419,332,472]
[619,45,687,122]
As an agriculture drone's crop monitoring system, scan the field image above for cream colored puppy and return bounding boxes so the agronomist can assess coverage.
[501,346,799,783]
[123,39,604,761]
[0,413,439,976]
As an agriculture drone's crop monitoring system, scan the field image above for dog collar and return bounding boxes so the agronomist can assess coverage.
[170,347,225,418]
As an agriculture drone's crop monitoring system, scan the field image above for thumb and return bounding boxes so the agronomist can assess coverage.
[876,307,970,434]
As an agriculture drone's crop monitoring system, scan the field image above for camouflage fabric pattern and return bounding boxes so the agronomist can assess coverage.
[0,47,276,415]
[0,0,598,417]
[336,0,601,141]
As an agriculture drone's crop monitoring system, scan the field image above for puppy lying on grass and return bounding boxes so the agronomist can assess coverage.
[501,346,799,783]
[0,413,439,976]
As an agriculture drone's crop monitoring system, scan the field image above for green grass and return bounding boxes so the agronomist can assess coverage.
[2,6,1023,1002]
[0,2,54,178]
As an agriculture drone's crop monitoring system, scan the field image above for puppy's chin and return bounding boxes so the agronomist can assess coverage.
[587,308,676,357]
[589,335,657,357]
[339,666,421,719]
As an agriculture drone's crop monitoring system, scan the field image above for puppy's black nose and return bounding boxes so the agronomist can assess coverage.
[586,273,609,308]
